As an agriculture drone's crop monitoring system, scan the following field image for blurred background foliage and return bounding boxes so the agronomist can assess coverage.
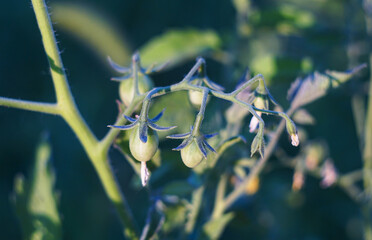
[0,0,369,239]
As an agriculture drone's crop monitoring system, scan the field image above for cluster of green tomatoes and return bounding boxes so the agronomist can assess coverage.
[107,55,220,170]
[107,54,298,186]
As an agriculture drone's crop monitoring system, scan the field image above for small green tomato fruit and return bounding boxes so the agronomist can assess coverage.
[253,94,268,110]
[119,73,154,106]
[188,78,209,108]
[188,90,205,107]
[129,126,159,162]
[181,140,204,168]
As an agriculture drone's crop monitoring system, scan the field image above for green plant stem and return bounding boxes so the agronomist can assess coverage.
[31,0,74,107]
[231,74,263,96]
[363,53,372,240]
[363,2,372,239]
[100,96,142,153]
[133,54,141,96]
[364,55,372,195]
[0,97,59,115]
[223,107,295,210]
[193,88,209,134]
[211,173,228,219]
[31,0,98,155]
[28,0,139,238]
[185,186,205,234]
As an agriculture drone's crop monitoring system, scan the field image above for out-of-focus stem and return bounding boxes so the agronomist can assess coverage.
[211,174,228,219]
[223,107,295,210]
[185,186,205,234]
[362,53,372,240]
[363,1,372,238]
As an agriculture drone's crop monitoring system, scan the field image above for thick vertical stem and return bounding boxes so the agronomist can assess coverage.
[92,156,139,239]
[31,0,74,106]
[363,1,372,238]
[31,0,98,153]
[362,54,372,240]
[31,0,139,238]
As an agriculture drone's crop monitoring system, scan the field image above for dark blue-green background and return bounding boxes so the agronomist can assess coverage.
[0,0,369,239]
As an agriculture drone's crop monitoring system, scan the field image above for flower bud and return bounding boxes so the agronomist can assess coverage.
[285,118,299,147]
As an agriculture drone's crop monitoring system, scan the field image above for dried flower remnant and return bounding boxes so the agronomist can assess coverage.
[141,161,150,186]
[292,171,305,191]
[249,115,261,133]
[320,159,337,188]
[291,134,300,147]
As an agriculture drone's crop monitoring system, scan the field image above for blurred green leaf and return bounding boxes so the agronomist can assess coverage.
[250,54,277,81]
[279,4,315,29]
[150,92,195,139]
[12,137,61,240]
[139,29,221,67]
[288,64,366,110]
[162,204,188,234]
[51,3,131,66]
[201,213,234,240]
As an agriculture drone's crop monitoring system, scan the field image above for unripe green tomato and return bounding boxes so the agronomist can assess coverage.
[188,90,205,108]
[129,126,159,162]
[119,73,154,106]
[253,95,268,110]
[188,78,209,108]
[181,141,204,168]
[188,90,210,108]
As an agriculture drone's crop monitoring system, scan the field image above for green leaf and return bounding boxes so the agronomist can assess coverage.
[288,64,366,110]
[12,137,62,240]
[51,3,131,66]
[139,29,221,68]
[149,92,195,139]
[162,204,188,234]
[201,213,234,240]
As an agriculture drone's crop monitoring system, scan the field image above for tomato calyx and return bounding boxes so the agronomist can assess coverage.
[167,127,217,168]
[108,53,168,106]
